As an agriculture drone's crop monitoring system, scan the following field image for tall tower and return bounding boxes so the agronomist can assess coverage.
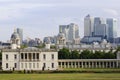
[59,23,79,43]
[94,17,108,39]
[107,18,117,43]
[84,14,94,37]
[16,28,23,44]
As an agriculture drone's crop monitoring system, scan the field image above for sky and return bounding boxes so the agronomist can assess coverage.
[0,0,120,41]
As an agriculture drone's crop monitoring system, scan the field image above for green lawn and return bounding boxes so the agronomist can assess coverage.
[0,73,120,80]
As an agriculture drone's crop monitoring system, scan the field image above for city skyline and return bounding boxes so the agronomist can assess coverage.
[0,0,120,41]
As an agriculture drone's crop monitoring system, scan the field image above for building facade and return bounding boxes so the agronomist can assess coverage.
[59,23,80,44]
[83,15,117,43]
[107,18,117,43]
[2,47,58,71]
[84,14,94,37]
[16,28,23,44]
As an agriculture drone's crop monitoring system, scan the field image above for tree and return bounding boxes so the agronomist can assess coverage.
[104,51,115,59]
[58,48,70,59]
[35,43,45,48]
[70,50,79,59]
[80,50,92,59]
[92,51,104,59]
[21,44,28,49]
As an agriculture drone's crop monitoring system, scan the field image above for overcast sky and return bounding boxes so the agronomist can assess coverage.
[0,0,120,41]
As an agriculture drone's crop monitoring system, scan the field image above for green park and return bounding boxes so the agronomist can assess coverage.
[0,73,120,80]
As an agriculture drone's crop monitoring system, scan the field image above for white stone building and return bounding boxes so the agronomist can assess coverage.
[2,47,58,71]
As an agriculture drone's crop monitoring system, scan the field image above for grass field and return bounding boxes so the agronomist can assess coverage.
[0,73,120,80]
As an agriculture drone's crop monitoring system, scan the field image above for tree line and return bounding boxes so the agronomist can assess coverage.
[58,48,117,59]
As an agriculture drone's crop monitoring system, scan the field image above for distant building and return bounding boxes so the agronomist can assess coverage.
[23,38,42,47]
[16,28,23,44]
[84,14,94,37]
[0,42,11,49]
[59,23,80,44]
[57,31,66,45]
[83,15,117,44]
[43,36,56,44]
[10,29,21,49]
[107,18,117,43]
[94,24,108,39]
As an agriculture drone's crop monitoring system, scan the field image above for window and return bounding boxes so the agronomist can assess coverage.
[37,53,39,60]
[21,53,23,59]
[51,54,54,60]
[33,53,35,59]
[14,63,17,68]
[43,54,46,60]
[14,54,17,60]
[29,53,32,60]
[52,63,54,68]
[6,63,8,68]
[25,53,27,59]
[6,54,8,60]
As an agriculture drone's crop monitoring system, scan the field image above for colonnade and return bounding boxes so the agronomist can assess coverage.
[20,53,40,61]
[58,59,120,68]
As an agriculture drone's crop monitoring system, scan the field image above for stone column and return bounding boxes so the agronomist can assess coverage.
[75,62,77,68]
[112,62,114,68]
[98,62,99,68]
[64,62,66,68]
[20,53,21,61]
[23,53,25,61]
[60,62,62,68]
[78,62,80,68]
[92,62,94,68]
[88,62,90,68]
[102,62,104,68]
[109,62,111,68]
[27,53,29,61]
[95,61,97,68]
[67,62,69,68]
[35,53,37,61]
[106,62,108,68]
[31,53,33,61]
[81,62,83,68]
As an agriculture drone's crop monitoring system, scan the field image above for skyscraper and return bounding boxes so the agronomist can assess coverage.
[83,15,113,43]
[94,17,108,39]
[94,24,108,39]
[84,14,94,37]
[59,23,80,43]
[107,18,117,42]
[16,28,23,44]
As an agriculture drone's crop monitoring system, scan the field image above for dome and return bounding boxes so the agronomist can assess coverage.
[11,32,20,39]
[57,32,65,39]
[46,38,51,44]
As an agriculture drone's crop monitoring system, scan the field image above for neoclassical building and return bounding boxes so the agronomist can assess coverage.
[10,29,21,49]
[2,47,58,70]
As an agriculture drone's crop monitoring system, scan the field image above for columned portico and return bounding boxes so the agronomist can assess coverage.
[20,52,40,62]
[58,59,120,69]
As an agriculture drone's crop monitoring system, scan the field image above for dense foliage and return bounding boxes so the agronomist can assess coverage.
[58,48,116,59]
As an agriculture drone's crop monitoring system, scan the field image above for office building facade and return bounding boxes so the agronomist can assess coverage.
[59,23,80,44]
[16,28,23,44]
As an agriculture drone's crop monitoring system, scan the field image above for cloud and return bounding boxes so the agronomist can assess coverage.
[103,8,119,16]
[0,2,55,21]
